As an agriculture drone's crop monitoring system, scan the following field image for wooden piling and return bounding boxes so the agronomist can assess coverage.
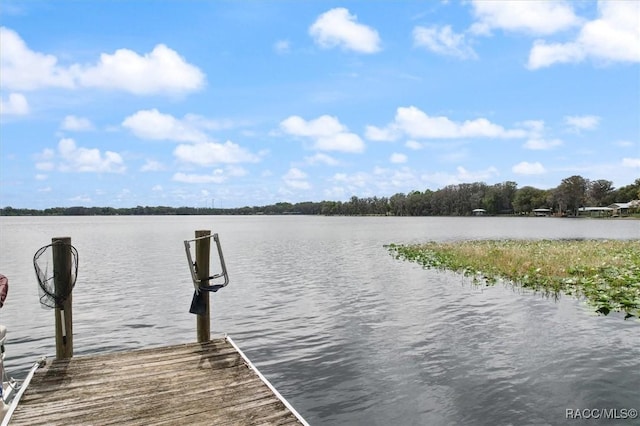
[52,237,73,359]
[195,230,211,342]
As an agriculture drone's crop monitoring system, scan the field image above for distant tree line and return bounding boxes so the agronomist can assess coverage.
[2,176,639,217]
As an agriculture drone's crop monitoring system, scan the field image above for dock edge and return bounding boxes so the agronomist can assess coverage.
[226,335,310,426]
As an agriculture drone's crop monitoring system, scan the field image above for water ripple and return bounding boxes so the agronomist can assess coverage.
[1,216,638,426]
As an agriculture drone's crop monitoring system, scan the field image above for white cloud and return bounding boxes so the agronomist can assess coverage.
[622,158,640,168]
[0,27,74,90]
[35,174,48,181]
[173,170,227,184]
[183,114,236,131]
[519,119,546,134]
[365,124,399,142]
[283,167,311,190]
[140,159,165,172]
[174,141,259,166]
[564,115,600,132]
[0,92,29,115]
[284,180,312,190]
[527,41,584,69]
[528,1,640,69]
[373,166,422,190]
[315,133,364,152]
[405,140,423,150]
[469,0,581,36]
[58,138,125,173]
[305,153,340,166]
[323,186,347,200]
[328,166,437,197]
[332,171,370,188]
[35,147,55,160]
[439,150,468,163]
[117,188,130,196]
[518,120,564,150]
[226,165,248,177]
[274,40,291,54]
[283,168,307,180]
[309,8,381,53]
[122,109,210,143]
[35,162,55,171]
[390,153,407,164]
[614,140,634,148]
[74,44,205,94]
[152,185,163,191]
[456,165,499,182]
[577,1,640,62]
[329,165,502,198]
[61,115,94,131]
[369,106,528,140]
[512,161,546,175]
[69,195,92,203]
[413,25,477,59]
[523,138,563,150]
[323,172,378,200]
[172,166,247,184]
[280,114,365,153]
[281,114,345,137]
[421,165,499,187]
[0,27,205,94]
[338,165,498,196]
[37,138,125,173]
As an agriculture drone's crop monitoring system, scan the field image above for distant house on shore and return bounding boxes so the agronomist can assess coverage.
[533,208,551,217]
[472,208,486,216]
[578,206,614,217]
[608,201,639,216]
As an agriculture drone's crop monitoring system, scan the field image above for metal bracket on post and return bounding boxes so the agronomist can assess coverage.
[185,231,230,341]
[184,233,229,294]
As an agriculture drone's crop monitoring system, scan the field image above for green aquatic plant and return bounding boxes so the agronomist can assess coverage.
[387,240,640,319]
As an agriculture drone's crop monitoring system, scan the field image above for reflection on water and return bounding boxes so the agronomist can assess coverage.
[0,216,638,425]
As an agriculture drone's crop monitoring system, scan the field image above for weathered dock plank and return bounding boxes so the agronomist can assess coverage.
[7,337,307,426]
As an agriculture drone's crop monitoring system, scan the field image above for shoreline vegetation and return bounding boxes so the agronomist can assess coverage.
[388,239,640,320]
[2,176,639,217]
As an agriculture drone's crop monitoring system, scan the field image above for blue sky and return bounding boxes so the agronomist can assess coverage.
[1,0,638,209]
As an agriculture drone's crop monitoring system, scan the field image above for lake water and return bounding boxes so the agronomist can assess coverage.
[1,216,639,425]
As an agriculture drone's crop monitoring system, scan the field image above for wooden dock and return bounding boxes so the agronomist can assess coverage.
[6,337,308,425]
